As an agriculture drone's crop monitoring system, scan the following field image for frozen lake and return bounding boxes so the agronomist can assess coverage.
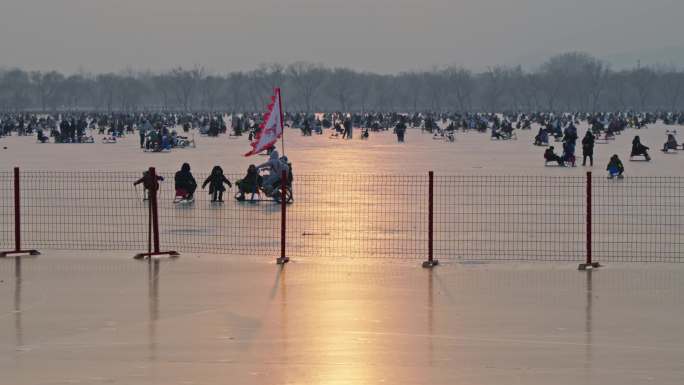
[0,122,681,176]
[1,254,684,385]
[1,122,681,262]
[1,122,683,384]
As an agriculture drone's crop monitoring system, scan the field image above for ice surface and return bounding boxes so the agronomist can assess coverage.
[1,253,684,385]
[1,123,681,261]
[0,123,679,176]
[1,124,683,384]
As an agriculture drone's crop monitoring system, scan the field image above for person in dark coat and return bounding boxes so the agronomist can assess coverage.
[37,129,49,143]
[544,146,564,166]
[174,163,197,200]
[582,131,595,166]
[202,166,232,202]
[342,118,352,139]
[662,133,679,152]
[607,154,624,178]
[133,170,164,201]
[236,164,262,201]
[395,119,407,143]
[631,135,651,160]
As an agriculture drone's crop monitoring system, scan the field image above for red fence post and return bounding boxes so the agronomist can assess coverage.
[13,167,20,252]
[134,167,179,260]
[579,171,600,270]
[150,167,161,254]
[1,167,39,257]
[277,170,289,264]
[423,171,438,268]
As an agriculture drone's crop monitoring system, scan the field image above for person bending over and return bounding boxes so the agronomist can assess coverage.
[175,163,197,200]
[606,154,624,179]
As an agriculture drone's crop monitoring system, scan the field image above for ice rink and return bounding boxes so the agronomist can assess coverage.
[0,121,680,176]
[1,123,683,384]
[1,253,683,385]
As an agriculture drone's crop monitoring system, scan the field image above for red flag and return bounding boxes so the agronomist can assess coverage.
[245,88,283,156]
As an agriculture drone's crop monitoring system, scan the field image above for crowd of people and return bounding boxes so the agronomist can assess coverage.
[2,110,684,181]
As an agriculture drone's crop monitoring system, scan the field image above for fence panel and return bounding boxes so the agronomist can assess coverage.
[155,172,280,256]
[593,176,684,262]
[434,176,586,261]
[19,171,146,251]
[287,174,428,259]
[2,170,683,262]
[0,171,12,249]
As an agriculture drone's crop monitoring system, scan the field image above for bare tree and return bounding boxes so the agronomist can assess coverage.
[169,66,204,111]
[658,68,684,111]
[95,74,118,112]
[424,68,448,112]
[584,59,608,112]
[0,69,32,111]
[152,74,173,110]
[481,66,509,111]
[61,74,91,110]
[31,71,64,111]
[226,72,248,111]
[201,75,223,111]
[254,63,286,95]
[3,52,684,112]
[116,70,146,112]
[444,66,474,112]
[629,65,656,110]
[287,62,325,112]
[325,68,355,111]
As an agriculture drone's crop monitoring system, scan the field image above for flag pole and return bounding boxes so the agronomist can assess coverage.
[277,87,285,156]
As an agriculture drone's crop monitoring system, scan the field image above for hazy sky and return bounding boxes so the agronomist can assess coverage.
[1,0,683,74]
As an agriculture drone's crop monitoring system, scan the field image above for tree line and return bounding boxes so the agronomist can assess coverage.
[1,52,683,113]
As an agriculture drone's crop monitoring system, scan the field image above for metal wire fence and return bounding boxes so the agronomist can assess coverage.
[0,171,12,248]
[1,169,682,262]
[592,177,684,262]
[434,176,585,261]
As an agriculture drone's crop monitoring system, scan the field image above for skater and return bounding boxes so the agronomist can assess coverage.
[139,120,151,149]
[606,154,624,179]
[174,163,197,201]
[582,131,595,166]
[342,118,352,139]
[133,170,164,201]
[631,135,651,160]
[394,118,406,143]
[202,166,232,202]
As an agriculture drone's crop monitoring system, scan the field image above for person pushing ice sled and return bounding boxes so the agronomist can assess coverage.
[202,166,232,202]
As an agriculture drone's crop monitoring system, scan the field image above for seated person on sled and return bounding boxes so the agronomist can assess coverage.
[256,150,290,195]
[236,164,263,201]
[662,134,679,152]
[544,146,564,166]
[534,128,549,146]
[630,135,651,160]
[174,163,197,200]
